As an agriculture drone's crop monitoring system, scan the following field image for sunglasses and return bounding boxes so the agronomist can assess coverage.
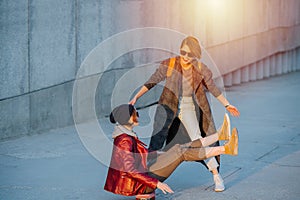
[180,50,194,58]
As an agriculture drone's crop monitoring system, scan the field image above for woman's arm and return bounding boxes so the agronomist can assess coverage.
[129,86,149,105]
[114,137,158,188]
[201,64,240,117]
[216,94,240,117]
[129,59,169,105]
[201,65,222,97]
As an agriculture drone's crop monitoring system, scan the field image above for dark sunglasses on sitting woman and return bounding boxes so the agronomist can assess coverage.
[180,50,194,58]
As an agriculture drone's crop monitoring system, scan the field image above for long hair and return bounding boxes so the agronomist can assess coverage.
[180,36,202,59]
[180,36,202,67]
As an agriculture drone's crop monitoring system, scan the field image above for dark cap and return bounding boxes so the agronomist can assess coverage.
[109,104,135,125]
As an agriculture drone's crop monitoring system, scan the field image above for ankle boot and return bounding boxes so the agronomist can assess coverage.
[218,113,230,140]
[224,128,238,156]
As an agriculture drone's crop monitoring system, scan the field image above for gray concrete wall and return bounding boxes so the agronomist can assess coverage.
[141,0,300,83]
[0,0,29,99]
[0,0,300,139]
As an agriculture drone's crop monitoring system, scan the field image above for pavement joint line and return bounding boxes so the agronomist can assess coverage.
[255,145,279,161]
[0,185,33,190]
[0,153,23,160]
[258,161,300,168]
[290,134,300,141]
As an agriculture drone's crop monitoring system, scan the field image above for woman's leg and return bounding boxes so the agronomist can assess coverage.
[147,129,238,182]
[181,129,238,161]
[178,99,220,171]
[147,146,220,182]
[178,97,201,141]
[149,105,174,151]
[148,144,184,182]
[184,133,218,147]
[179,99,230,147]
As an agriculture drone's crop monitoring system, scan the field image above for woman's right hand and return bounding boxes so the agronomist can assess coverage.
[157,181,174,194]
[128,86,149,105]
[128,96,137,105]
[226,104,240,117]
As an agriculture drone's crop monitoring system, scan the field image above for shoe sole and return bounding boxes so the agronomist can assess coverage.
[215,188,225,192]
[219,113,231,140]
[225,113,231,137]
[232,128,238,155]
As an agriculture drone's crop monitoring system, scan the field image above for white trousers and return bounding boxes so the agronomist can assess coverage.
[178,96,219,171]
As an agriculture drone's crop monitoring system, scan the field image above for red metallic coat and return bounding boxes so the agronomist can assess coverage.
[104,134,158,196]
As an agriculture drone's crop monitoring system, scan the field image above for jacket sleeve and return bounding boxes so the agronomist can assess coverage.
[116,136,159,189]
[144,59,169,90]
[201,64,222,97]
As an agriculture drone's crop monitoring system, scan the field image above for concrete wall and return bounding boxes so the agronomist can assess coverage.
[141,0,300,85]
[0,0,299,139]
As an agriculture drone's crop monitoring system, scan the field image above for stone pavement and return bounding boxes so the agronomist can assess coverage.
[0,71,300,200]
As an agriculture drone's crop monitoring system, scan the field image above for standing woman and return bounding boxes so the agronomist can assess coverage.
[129,36,240,192]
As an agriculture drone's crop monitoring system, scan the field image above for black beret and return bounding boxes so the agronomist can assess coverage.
[110,104,135,125]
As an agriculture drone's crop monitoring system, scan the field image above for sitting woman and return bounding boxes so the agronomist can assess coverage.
[104,104,238,196]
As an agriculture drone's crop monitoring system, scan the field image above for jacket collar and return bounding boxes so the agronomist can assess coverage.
[112,124,137,139]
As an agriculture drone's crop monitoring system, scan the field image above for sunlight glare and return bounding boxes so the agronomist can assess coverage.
[210,0,225,8]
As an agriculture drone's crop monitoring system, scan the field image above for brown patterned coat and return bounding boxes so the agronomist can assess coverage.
[144,56,222,154]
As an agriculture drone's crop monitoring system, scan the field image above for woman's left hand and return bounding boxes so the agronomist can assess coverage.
[157,182,174,194]
[226,105,240,117]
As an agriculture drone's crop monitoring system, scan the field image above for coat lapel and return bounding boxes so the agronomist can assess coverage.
[193,62,204,91]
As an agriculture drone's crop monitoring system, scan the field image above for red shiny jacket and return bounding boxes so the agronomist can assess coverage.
[104,133,158,196]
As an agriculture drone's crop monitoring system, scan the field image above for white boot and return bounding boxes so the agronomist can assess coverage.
[213,174,225,192]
